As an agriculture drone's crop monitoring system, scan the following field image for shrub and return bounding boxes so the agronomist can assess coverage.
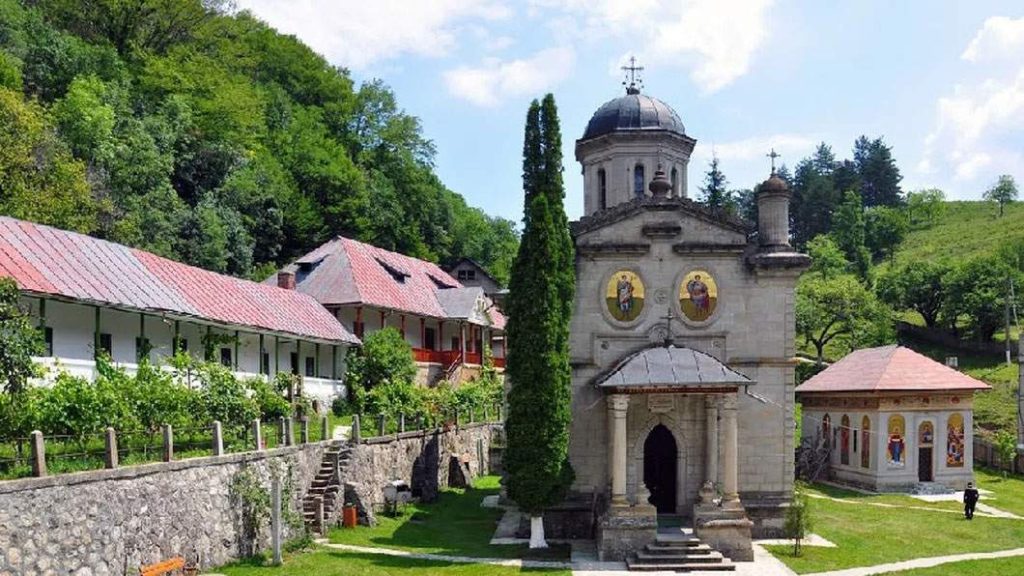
[331,394,350,417]
[195,362,258,429]
[784,482,812,556]
[37,371,133,446]
[248,376,290,422]
[345,327,416,413]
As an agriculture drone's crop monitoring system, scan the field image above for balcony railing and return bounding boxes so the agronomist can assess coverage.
[412,349,504,368]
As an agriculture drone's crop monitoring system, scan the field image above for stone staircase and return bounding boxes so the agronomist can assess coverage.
[626,528,735,572]
[301,442,351,533]
[912,482,954,496]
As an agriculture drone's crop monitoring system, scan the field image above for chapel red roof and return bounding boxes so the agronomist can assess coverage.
[796,345,990,393]
[275,237,506,330]
[0,217,359,344]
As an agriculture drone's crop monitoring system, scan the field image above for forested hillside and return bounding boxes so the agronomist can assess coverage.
[0,0,517,283]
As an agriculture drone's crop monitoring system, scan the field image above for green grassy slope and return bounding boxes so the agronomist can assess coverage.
[892,200,1024,267]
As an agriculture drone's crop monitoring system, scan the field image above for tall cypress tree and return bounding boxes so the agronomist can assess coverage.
[505,96,574,548]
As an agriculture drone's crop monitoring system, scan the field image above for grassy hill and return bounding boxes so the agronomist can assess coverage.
[892,200,1024,267]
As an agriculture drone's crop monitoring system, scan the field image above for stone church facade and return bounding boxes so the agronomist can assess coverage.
[559,84,810,561]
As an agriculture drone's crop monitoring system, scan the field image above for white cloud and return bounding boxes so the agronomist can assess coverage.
[234,0,510,69]
[443,46,576,107]
[692,134,818,166]
[921,68,1024,183]
[918,17,1024,193]
[961,16,1024,63]
[531,0,774,93]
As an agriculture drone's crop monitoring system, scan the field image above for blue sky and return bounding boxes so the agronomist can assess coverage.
[234,1,1024,223]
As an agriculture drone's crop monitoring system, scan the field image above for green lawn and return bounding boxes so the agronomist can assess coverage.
[327,475,568,561]
[218,551,568,576]
[878,555,1024,576]
[975,466,1024,517]
[217,476,570,574]
[766,482,1024,574]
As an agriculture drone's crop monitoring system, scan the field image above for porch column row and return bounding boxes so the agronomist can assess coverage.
[721,393,741,508]
[608,393,629,507]
[701,395,719,502]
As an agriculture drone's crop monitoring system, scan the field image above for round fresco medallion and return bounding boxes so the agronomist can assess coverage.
[605,270,645,322]
[679,270,718,322]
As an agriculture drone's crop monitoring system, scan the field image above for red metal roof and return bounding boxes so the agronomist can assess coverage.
[0,217,358,344]
[796,345,991,394]
[276,236,506,330]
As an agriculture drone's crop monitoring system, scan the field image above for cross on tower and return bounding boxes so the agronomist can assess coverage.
[660,306,676,347]
[767,148,781,175]
[622,56,644,94]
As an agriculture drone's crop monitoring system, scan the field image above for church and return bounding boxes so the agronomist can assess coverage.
[556,74,810,564]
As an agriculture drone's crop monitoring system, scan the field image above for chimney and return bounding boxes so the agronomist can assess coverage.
[277,270,296,290]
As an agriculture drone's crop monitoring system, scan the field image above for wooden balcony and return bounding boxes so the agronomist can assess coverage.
[412,348,505,368]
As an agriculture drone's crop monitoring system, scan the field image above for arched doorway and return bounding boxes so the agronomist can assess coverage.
[643,424,678,514]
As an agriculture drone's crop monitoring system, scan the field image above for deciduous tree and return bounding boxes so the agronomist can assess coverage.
[984,175,1018,217]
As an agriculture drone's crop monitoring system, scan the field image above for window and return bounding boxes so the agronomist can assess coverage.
[424,327,437,350]
[305,356,315,377]
[457,269,476,281]
[598,168,607,209]
[43,327,53,356]
[861,416,871,468]
[290,352,299,374]
[821,413,831,448]
[220,347,232,368]
[135,337,151,363]
[840,415,850,465]
[173,337,188,354]
[262,351,270,374]
[633,164,645,197]
[671,167,678,196]
[353,321,364,338]
[98,333,112,357]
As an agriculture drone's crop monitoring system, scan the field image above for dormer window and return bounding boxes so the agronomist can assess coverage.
[429,273,457,289]
[375,257,410,283]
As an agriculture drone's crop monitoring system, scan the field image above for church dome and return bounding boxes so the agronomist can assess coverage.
[582,90,686,140]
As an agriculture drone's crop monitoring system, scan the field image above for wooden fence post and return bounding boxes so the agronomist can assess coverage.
[162,424,174,462]
[252,419,263,451]
[212,421,223,456]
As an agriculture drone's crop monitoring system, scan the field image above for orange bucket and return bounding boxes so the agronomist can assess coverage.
[342,505,358,528]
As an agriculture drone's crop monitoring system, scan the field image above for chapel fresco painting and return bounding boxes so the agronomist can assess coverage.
[840,415,850,465]
[887,414,906,467]
[606,271,645,322]
[861,416,871,468]
[947,413,965,467]
[680,270,717,322]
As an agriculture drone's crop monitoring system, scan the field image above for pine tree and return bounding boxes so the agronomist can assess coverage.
[505,96,575,549]
[832,190,871,278]
[854,136,903,207]
[700,155,730,210]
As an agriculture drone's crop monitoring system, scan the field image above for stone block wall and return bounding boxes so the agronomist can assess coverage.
[0,423,502,574]
[0,443,326,575]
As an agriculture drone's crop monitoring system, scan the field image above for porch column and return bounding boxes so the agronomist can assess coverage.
[721,392,741,509]
[459,322,467,359]
[608,394,630,507]
[701,394,720,503]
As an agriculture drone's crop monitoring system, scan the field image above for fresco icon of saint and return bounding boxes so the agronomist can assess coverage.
[679,270,718,322]
[606,271,645,322]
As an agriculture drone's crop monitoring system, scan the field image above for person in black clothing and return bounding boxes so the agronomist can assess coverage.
[963,482,980,520]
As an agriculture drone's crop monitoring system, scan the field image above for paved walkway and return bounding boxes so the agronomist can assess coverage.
[805,492,1012,519]
[333,424,351,440]
[319,542,572,570]
[802,546,1024,576]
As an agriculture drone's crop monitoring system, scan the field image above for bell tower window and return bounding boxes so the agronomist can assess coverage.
[634,164,645,197]
[671,167,678,197]
[598,168,607,210]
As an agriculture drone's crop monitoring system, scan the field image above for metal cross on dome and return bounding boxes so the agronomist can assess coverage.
[767,148,781,175]
[622,56,644,94]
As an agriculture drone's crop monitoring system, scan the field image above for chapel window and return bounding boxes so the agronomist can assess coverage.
[598,168,607,209]
[840,414,851,465]
[861,416,871,468]
[634,164,645,197]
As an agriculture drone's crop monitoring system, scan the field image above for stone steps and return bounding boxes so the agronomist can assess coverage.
[626,531,735,572]
[300,443,350,533]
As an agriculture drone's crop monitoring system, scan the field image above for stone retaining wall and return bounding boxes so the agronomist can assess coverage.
[345,423,500,523]
[0,423,502,575]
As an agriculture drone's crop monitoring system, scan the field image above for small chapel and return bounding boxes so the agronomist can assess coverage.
[551,69,810,565]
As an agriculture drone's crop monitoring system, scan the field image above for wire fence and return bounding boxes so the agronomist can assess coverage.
[0,414,347,481]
